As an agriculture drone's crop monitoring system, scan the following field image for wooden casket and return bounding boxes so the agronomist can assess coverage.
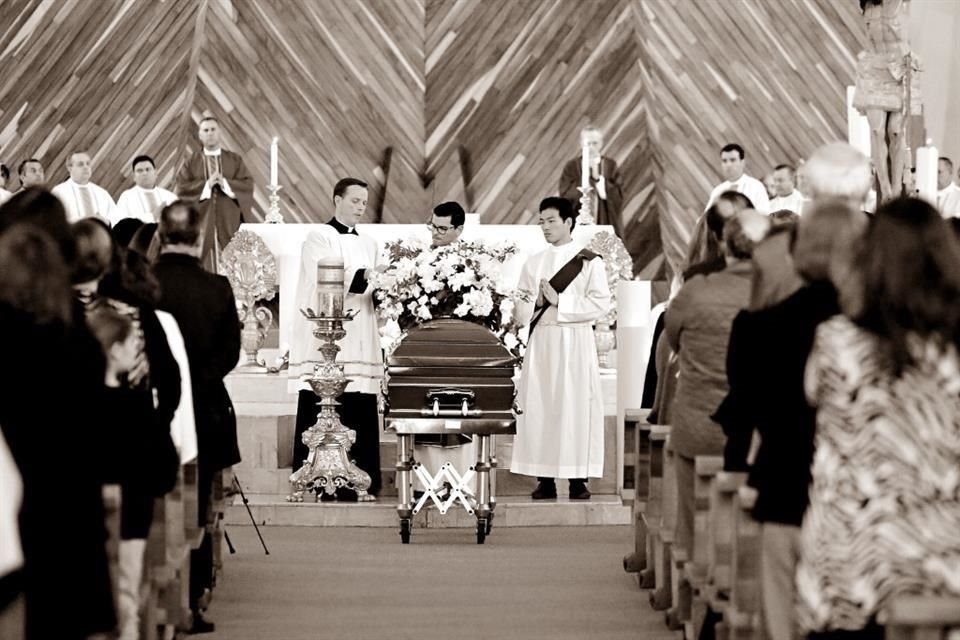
[384,318,518,435]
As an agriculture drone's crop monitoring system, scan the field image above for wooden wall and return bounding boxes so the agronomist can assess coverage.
[0,0,870,276]
[630,0,866,271]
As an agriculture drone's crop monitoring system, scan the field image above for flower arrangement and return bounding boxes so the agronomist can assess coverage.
[585,230,634,326]
[368,239,531,359]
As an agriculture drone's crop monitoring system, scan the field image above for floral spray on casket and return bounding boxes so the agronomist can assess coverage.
[367,239,531,360]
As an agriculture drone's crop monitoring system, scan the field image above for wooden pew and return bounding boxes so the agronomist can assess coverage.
[720,485,762,640]
[102,484,122,615]
[638,424,670,590]
[651,429,678,611]
[623,408,652,577]
[146,460,203,638]
[883,597,960,640]
[681,456,725,638]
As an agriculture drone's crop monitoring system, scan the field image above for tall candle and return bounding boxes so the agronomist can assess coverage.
[846,86,871,159]
[915,140,938,204]
[270,136,279,186]
[581,140,590,190]
[316,257,344,318]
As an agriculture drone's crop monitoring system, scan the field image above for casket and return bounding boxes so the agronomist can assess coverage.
[384,318,518,435]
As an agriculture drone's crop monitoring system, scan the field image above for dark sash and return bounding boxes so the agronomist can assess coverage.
[527,249,598,336]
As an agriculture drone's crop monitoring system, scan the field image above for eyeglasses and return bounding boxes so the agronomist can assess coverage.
[426,222,457,234]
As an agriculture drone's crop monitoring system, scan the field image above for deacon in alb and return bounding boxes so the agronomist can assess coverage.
[289,177,384,500]
[114,155,177,224]
[510,197,610,500]
[51,151,117,223]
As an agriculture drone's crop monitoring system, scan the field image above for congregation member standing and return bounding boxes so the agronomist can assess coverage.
[153,202,241,634]
[705,143,770,213]
[797,197,960,639]
[115,155,177,224]
[559,126,624,238]
[51,151,117,222]
[511,197,610,500]
[175,116,253,272]
[290,178,383,500]
[0,191,116,640]
[664,212,757,554]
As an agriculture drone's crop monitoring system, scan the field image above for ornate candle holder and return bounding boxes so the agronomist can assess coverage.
[220,230,278,371]
[265,184,284,224]
[577,185,595,225]
[287,309,374,503]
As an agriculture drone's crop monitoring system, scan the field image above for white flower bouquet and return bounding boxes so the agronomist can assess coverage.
[369,239,530,360]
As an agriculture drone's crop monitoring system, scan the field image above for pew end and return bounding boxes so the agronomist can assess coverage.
[883,597,960,640]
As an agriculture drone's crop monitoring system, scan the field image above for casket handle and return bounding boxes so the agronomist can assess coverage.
[419,407,485,418]
[432,398,440,416]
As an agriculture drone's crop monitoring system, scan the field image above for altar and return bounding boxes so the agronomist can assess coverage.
[241,222,618,351]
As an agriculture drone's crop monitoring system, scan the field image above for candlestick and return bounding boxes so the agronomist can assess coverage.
[270,136,279,187]
[265,183,283,223]
[915,140,938,204]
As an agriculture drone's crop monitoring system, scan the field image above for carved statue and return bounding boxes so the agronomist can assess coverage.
[853,0,922,201]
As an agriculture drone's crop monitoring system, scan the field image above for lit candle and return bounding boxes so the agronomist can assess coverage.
[846,86,871,159]
[316,257,344,318]
[270,136,279,186]
[581,139,590,191]
[915,140,938,204]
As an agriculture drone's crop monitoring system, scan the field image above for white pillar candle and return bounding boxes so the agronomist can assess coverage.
[916,140,938,204]
[581,140,590,190]
[847,86,871,159]
[270,136,279,186]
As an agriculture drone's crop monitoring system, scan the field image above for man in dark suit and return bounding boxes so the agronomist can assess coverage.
[154,201,241,634]
[559,126,624,238]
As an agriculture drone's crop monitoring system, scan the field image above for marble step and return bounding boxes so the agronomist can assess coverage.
[225,493,630,528]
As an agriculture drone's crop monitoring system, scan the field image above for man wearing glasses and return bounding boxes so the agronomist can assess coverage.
[415,201,475,498]
[426,200,465,247]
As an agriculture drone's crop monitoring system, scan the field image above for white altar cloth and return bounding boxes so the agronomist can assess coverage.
[241,223,615,350]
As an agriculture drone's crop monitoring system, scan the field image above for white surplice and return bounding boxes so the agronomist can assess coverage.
[114,185,177,224]
[289,224,383,395]
[769,189,805,214]
[706,174,771,213]
[51,178,117,223]
[510,241,611,479]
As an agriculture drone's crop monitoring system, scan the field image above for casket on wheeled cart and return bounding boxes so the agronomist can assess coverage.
[384,318,519,544]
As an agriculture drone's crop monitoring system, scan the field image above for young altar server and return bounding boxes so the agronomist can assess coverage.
[510,196,611,500]
[114,155,177,224]
[290,177,384,499]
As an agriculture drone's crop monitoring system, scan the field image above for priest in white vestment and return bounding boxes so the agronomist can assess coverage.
[51,151,117,223]
[510,197,610,500]
[768,164,805,214]
[936,157,960,218]
[289,178,384,499]
[706,143,770,213]
[114,155,177,224]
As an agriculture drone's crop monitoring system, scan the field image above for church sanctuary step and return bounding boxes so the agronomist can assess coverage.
[225,493,630,528]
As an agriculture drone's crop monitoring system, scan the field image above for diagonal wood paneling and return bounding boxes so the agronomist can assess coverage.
[0,0,872,279]
[424,0,661,273]
[0,0,198,195]
[630,0,866,274]
[185,0,427,223]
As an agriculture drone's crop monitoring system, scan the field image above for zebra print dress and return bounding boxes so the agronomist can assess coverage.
[796,315,960,632]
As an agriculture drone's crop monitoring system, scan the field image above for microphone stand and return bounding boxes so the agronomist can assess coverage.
[226,474,270,555]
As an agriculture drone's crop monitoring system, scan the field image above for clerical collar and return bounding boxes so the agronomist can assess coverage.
[203,148,222,157]
[328,218,358,236]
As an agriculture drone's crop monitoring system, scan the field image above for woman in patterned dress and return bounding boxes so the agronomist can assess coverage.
[797,197,960,639]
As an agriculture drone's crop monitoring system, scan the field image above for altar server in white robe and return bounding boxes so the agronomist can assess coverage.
[114,155,177,224]
[51,151,117,223]
[936,157,960,218]
[290,177,384,499]
[511,196,610,500]
[706,143,770,213]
